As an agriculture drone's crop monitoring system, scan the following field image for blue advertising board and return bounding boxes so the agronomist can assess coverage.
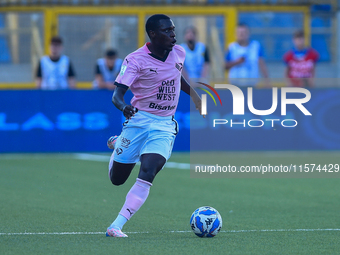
[0,90,190,153]
[0,89,339,152]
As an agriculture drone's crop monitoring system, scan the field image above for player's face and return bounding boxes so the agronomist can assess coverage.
[50,43,62,58]
[236,27,249,43]
[293,37,305,50]
[154,19,176,51]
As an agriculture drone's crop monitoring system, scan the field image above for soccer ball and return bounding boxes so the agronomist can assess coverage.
[190,206,222,237]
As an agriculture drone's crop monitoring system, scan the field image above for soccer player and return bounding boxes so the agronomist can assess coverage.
[105,14,202,237]
[283,30,319,87]
[180,26,210,84]
[36,36,76,89]
[92,49,122,90]
[225,23,269,87]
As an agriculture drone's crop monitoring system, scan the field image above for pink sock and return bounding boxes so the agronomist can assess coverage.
[119,178,152,220]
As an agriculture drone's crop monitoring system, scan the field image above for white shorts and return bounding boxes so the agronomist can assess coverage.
[113,110,178,164]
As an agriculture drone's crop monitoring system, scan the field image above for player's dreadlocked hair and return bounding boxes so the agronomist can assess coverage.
[145,14,171,38]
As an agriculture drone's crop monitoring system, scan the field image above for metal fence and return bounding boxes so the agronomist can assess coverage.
[59,15,138,81]
[0,0,336,6]
[0,12,43,82]
[0,4,338,87]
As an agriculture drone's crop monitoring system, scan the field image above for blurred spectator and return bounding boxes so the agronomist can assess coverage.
[283,30,319,87]
[93,49,122,90]
[36,36,76,89]
[225,23,269,87]
[180,26,210,84]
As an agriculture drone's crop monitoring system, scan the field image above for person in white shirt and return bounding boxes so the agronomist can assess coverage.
[36,36,76,90]
[93,49,123,90]
[225,23,269,87]
[181,26,210,84]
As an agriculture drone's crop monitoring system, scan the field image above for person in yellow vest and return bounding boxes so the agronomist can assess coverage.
[36,36,76,89]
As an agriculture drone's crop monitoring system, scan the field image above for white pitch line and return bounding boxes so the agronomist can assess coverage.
[1,229,339,236]
[73,153,110,162]
[73,153,191,170]
[163,162,191,170]
[0,153,192,170]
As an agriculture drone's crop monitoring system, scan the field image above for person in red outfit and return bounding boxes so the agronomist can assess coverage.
[283,30,319,87]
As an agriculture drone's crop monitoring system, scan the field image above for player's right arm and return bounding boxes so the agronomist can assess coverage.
[112,57,139,119]
[112,86,136,119]
[180,75,205,118]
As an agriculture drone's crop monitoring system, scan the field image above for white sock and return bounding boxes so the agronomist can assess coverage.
[110,214,128,230]
[108,152,115,172]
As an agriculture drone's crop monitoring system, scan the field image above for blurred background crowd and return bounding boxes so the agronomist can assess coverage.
[0,0,338,89]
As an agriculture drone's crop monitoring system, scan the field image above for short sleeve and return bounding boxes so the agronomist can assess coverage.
[115,57,139,87]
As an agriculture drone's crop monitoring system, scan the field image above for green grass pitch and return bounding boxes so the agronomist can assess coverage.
[0,152,339,255]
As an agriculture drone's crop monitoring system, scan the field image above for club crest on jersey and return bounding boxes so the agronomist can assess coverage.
[175,63,183,72]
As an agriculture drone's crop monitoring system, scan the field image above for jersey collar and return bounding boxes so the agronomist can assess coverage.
[144,43,170,62]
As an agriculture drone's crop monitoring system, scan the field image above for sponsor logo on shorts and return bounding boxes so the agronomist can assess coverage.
[121,137,131,148]
[116,147,123,155]
[149,102,176,111]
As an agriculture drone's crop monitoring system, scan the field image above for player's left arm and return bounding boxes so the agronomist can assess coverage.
[307,49,319,87]
[181,75,203,116]
[202,47,210,79]
[258,44,270,88]
[67,61,76,89]
[36,60,42,89]
[258,57,270,88]
[307,61,316,87]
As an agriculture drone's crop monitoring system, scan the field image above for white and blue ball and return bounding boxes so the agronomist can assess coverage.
[190,206,222,237]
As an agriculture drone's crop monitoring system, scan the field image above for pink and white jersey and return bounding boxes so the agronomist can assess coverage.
[115,43,186,117]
